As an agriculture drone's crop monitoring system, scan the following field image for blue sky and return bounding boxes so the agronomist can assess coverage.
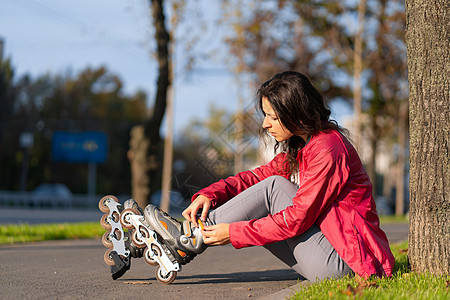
[0,0,352,137]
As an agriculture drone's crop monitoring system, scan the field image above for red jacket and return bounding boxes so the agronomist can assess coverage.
[193,130,395,278]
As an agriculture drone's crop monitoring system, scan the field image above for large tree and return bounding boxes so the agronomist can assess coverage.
[0,57,19,189]
[128,0,171,208]
[405,0,449,274]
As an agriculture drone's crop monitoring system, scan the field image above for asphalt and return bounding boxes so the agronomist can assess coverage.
[0,207,408,299]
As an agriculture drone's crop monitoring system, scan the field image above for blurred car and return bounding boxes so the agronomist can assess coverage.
[150,189,188,210]
[32,183,73,208]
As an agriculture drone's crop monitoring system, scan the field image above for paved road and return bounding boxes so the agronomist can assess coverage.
[0,207,408,299]
[0,239,300,299]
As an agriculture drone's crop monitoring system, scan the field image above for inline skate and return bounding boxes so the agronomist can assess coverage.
[99,196,208,284]
[143,204,208,265]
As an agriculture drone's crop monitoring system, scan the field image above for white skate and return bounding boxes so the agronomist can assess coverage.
[99,195,180,284]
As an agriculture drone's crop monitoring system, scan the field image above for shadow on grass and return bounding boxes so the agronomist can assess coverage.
[391,240,410,274]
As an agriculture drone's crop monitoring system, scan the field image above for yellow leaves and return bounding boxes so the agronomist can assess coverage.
[398,248,408,254]
[338,274,379,297]
[248,23,261,35]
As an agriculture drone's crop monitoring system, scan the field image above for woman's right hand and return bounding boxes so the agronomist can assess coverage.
[182,195,211,228]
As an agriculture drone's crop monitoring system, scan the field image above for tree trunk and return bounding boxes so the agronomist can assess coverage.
[128,126,151,207]
[395,100,408,216]
[367,115,378,197]
[129,0,170,209]
[353,0,366,153]
[160,85,173,213]
[405,0,449,275]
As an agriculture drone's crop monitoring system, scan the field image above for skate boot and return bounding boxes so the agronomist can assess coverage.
[99,196,144,280]
[117,203,203,284]
[143,204,209,266]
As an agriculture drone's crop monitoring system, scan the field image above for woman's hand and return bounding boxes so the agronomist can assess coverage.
[182,195,211,227]
[201,223,230,246]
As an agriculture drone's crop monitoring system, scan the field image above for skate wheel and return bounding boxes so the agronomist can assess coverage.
[99,195,118,213]
[104,249,116,266]
[151,244,162,256]
[102,229,122,248]
[127,199,143,213]
[102,231,113,248]
[156,266,177,284]
[120,208,139,230]
[132,226,150,248]
[100,214,112,230]
[144,246,159,266]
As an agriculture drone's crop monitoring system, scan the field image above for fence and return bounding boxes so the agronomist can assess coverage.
[0,191,106,209]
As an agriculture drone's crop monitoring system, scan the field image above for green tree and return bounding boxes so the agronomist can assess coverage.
[41,67,148,194]
[0,57,19,189]
[0,64,148,195]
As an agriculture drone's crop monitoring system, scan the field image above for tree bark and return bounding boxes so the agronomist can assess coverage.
[128,126,151,207]
[353,0,366,153]
[129,0,170,209]
[406,0,449,274]
[395,100,408,216]
[368,118,378,196]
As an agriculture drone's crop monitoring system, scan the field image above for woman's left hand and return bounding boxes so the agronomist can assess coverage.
[201,223,231,246]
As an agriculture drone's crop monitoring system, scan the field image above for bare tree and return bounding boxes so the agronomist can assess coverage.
[129,0,171,208]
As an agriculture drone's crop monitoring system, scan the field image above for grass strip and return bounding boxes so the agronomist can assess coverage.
[0,222,103,245]
[289,240,450,300]
[379,214,409,223]
[0,214,407,246]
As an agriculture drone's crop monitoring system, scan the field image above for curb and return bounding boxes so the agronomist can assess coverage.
[259,281,311,300]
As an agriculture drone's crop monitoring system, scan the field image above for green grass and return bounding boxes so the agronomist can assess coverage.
[0,215,406,245]
[379,214,409,223]
[0,222,103,245]
[289,240,450,300]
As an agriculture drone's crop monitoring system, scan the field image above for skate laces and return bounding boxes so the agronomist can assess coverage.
[197,219,206,230]
[160,208,181,224]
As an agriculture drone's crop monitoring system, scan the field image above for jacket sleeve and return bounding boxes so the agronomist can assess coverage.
[229,137,350,248]
[191,153,290,208]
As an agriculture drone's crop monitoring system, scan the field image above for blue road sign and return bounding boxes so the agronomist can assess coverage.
[52,131,108,163]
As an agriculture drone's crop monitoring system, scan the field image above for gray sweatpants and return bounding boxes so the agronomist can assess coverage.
[208,175,353,282]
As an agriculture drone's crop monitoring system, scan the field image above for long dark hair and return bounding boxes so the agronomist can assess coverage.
[256,71,349,175]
